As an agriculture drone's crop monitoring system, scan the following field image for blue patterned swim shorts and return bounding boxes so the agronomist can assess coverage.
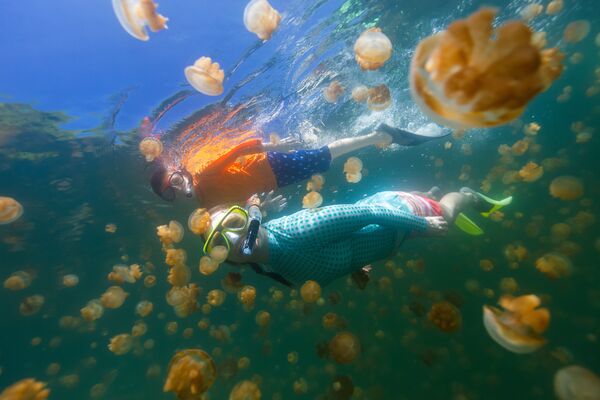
[267,146,332,188]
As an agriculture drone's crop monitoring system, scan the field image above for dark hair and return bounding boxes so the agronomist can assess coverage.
[150,166,175,201]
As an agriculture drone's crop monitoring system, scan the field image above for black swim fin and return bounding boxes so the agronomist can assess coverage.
[376,123,450,146]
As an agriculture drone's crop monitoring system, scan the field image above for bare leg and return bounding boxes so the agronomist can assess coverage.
[327,131,391,160]
[439,192,470,223]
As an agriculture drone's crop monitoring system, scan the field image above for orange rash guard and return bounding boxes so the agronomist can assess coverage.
[192,139,278,209]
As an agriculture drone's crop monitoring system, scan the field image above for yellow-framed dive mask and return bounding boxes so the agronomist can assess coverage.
[203,206,249,254]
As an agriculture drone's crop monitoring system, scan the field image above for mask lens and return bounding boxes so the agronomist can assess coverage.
[208,231,229,250]
[222,212,247,230]
[169,173,184,187]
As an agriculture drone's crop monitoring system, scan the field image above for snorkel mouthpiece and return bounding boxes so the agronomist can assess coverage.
[240,204,262,256]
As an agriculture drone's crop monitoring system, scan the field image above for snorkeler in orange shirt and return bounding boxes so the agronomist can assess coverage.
[150,124,449,210]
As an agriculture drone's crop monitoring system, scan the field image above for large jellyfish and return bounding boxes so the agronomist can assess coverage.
[329,332,361,364]
[549,176,584,200]
[100,286,129,309]
[554,365,600,400]
[112,0,168,41]
[185,57,225,96]
[300,280,321,303]
[139,137,163,162]
[0,196,23,225]
[243,0,281,40]
[535,253,572,279]
[229,380,261,400]
[0,378,49,399]
[354,28,393,70]
[483,294,550,353]
[3,271,32,291]
[188,208,211,235]
[163,349,217,399]
[410,8,564,129]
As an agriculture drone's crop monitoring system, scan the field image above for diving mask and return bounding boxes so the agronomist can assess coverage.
[203,206,250,254]
[168,170,194,198]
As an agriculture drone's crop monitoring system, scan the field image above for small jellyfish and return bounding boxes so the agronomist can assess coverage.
[306,174,325,192]
[144,275,157,288]
[112,0,169,41]
[302,191,323,209]
[199,256,219,276]
[207,289,226,307]
[132,321,148,337]
[108,264,142,284]
[20,295,44,316]
[0,196,23,225]
[185,57,225,96]
[168,263,191,287]
[511,140,529,155]
[524,122,541,136]
[243,0,281,40]
[229,380,261,400]
[300,280,321,303]
[136,300,154,317]
[550,176,584,200]
[100,286,129,309]
[535,252,572,279]
[139,137,163,162]
[209,245,229,264]
[238,285,256,309]
[564,20,591,44]
[166,248,187,267]
[255,310,271,327]
[519,3,543,20]
[324,81,344,103]
[61,274,79,288]
[166,284,199,318]
[410,8,564,129]
[351,85,369,103]
[322,312,340,329]
[329,332,360,364]
[4,271,32,291]
[367,84,392,111]
[0,378,50,399]
[163,349,217,398]
[157,220,184,246]
[105,223,117,233]
[428,301,462,332]
[108,333,133,355]
[518,162,544,182]
[546,0,563,15]
[483,294,550,353]
[343,157,363,174]
[554,365,600,400]
[188,208,211,235]
[354,28,393,70]
[81,299,104,321]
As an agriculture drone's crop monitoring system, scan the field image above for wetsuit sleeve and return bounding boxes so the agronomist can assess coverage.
[200,139,264,176]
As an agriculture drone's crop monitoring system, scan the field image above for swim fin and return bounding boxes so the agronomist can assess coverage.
[455,212,484,235]
[376,123,451,146]
[460,187,513,217]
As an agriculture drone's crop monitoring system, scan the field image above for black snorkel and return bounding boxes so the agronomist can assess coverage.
[240,203,262,256]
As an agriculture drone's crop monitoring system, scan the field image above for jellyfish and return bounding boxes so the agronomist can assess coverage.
[329,332,360,364]
[163,349,217,398]
[255,310,271,327]
[564,20,591,43]
[207,289,226,307]
[302,191,323,209]
[428,301,462,332]
[108,264,142,284]
[344,157,363,174]
[409,8,564,129]
[324,81,344,103]
[199,256,220,276]
[519,3,543,20]
[19,295,44,316]
[351,85,369,103]
[511,140,529,156]
[100,286,129,309]
[108,333,133,355]
[229,380,261,400]
[166,284,199,318]
[518,162,544,182]
[144,275,157,288]
[61,274,79,288]
[58,374,79,389]
[0,378,50,399]
[168,263,191,287]
[345,172,362,183]
[535,253,572,279]
[132,321,148,337]
[300,280,321,303]
[287,351,299,364]
[81,299,104,321]
[354,28,393,70]
[322,312,340,329]
[3,271,32,291]
[546,0,563,15]
[524,122,541,136]
[188,208,211,235]
[243,0,281,40]
[238,286,256,309]
[0,196,23,225]
[136,300,154,317]
[138,137,163,162]
[554,365,600,400]
[209,245,229,264]
[157,220,184,246]
[185,57,225,96]
[367,84,392,111]
[112,0,168,41]
[550,176,584,200]
[483,294,550,353]
[166,248,187,268]
[306,174,325,192]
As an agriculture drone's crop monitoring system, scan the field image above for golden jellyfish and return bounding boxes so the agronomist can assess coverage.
[237,357,250,370]
[0,196,23,225]
[351,85,369,103]
[136,300,154,317]
[519,162,544,182]
[354,28,393,70]
[100,286,129,309]
[367,84,392,111]
[343,157,363,174]
[132,321,148,337]
[255,310,271,327]
[185,57,225,96]
[163,349,217,398]
[157,220,184,246]
[105,223,117,233]
[108,264,142,284]
[209,245,229,264]
[535,252,573,279]
[307,174,325,192]
[166,248,187,267]
[564,20,591,44]
[166,285,199,318]
[144,275,157,288]
[61,274,79,288]
[524,122,541,136]
[428,301,462,332]
[199,256,219,276]
[3,271,32,291]
[302,191,323,209]
[511,139,529,156]
[108,333,133,355]
[300,280,321,303]
[322,312,340,329]
[238,285,256,308]
[80,299,104,321]
[550,176,584,201]
[329,332,360,364]
[243,0,281,41]
[168,263,191,287]
[546,0,563,15]
[554,365,600,400]
[112,0,169,41]
[188,208,211,235]
[0,378,50,400]
[19,295,44,316]
[409,8,564,129]
[483,294,550,353]
[138,137,163,162]
[229,380,261,400]
[207,289,226,307]
[324,81,344,103]
[519,3,543,21]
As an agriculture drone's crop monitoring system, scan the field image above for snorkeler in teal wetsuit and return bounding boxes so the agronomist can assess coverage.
[202,188,511,287]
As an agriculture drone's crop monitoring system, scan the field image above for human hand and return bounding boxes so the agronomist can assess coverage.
[425,216,448,235]
[266,136,303,152]
[260,190,288,215]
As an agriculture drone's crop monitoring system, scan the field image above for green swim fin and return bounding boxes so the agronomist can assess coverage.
[455,213,484,235]
[477,193,513,218]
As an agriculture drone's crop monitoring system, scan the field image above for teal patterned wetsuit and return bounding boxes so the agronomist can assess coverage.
[262,192,430,286]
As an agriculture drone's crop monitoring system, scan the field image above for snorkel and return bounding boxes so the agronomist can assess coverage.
[240,202,262,256]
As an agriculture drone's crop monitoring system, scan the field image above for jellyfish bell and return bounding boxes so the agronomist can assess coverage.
[300,280,321,303]
[108,333,133,355]
[367,84,392,111]
[163,349,217,398]
[185,57,225,96]
[564,20,591,44]
[343,157,363,174]
[188,208,211,235]
[243,0,281,40]
[139,137,163,162]
[229,380,261,400]
[345,172,362,183]
[351,85,369,103]
[0,379,50,400]
[554,365,600,400]
[535,252,573,279]
[409,8,564,129]
[329,331,361,364]
[0,196,23,225]
[550,176,584,200]
[354,28,393,70]
[302,191,323,209]
[324,81,345,103]
[209,245,229,264]
[111,0,168,42]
